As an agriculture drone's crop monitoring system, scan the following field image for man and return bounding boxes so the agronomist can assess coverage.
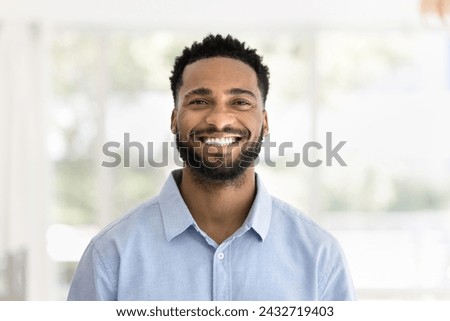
[68,34,355,300]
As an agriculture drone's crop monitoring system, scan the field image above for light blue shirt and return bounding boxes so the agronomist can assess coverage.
[68,170,355,300]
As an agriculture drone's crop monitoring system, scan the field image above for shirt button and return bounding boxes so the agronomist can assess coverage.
[217,252,225,260]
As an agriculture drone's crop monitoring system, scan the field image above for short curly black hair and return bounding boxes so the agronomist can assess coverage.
[170,34,270,106]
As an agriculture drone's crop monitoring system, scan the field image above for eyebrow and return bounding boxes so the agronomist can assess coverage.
[225,88,257,99]
[184,87,212,98]
[183,87,257,99]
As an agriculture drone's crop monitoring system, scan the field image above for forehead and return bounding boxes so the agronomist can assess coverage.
[180,57,259,95]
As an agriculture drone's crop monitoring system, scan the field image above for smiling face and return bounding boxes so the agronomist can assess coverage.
[171,57,269,183]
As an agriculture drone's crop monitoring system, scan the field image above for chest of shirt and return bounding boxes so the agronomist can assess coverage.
[113,230,320,300]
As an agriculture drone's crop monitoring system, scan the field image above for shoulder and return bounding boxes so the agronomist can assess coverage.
[269,196,353,291]
[90,195,162,249]
[69,196,163,295]
[270,196,339,247]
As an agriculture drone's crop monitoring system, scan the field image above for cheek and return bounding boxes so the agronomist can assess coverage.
[176,113,196,136]
[246,114,265,135]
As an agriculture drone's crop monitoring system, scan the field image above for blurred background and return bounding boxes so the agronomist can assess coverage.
[1,0,450,300]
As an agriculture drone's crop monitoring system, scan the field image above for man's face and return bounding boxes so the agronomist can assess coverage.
[171,57,269,182]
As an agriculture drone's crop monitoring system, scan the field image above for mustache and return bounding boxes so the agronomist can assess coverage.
[189,126,250,139]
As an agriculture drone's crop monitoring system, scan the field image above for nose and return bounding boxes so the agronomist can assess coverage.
[204,103,235,130]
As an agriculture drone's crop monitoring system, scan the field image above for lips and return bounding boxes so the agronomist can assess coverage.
[189,127,249,147]
[202,137,239,146]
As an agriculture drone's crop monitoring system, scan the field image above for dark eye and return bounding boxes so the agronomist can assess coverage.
[189,99,208,105]
[232,100,252,107]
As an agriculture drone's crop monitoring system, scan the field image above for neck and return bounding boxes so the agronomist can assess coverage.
[179,167,257,244]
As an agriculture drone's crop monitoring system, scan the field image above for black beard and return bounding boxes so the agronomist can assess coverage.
[175,128,263,184]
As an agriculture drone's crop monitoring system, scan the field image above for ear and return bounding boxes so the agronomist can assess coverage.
[170,108,178,134]
[262,110,269,136]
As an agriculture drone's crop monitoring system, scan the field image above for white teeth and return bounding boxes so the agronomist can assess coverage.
[204,137,237,146]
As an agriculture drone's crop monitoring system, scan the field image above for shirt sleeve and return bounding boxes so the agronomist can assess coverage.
[318,241,357,301]
[67,241,117,301]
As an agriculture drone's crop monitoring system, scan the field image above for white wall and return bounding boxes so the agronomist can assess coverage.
[0,0,421,29]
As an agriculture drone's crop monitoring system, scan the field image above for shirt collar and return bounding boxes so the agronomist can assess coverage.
[158,169,272,242]
[158,170,196,242]
[243,173,272,241]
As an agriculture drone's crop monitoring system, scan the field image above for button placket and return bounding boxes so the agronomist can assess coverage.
[212,242,231,300]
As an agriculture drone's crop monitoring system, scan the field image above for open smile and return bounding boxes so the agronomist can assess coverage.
[200,136,242,146]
